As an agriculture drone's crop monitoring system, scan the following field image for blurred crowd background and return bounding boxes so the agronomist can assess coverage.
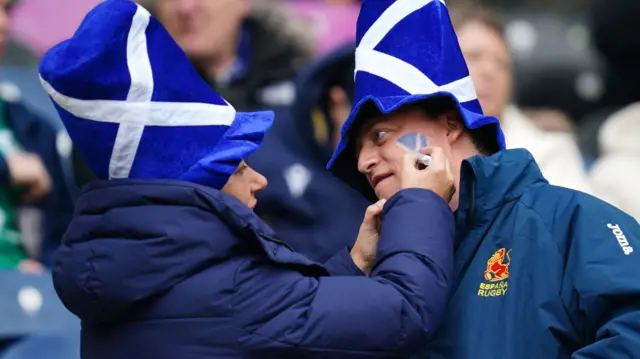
[0,0,638,358]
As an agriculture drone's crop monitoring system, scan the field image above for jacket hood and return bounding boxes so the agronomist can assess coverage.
[290,44,355,162]
[456,149,548,233]
[52,179,277,323]
[598,102,640,155]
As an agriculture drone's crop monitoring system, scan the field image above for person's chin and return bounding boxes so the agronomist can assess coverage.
[374,181,398,200]
[247,198,257,210]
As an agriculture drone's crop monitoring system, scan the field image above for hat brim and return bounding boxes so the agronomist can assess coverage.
[326,92,504,202]
[178,110,274,189]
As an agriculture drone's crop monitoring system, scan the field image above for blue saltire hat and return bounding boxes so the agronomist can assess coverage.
[39,0,274,190]
[327,0,506,201]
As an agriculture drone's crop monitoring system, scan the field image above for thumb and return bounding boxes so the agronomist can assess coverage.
[374,198,386,210]
[362,199,386,222]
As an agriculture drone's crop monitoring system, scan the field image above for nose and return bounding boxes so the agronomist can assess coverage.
[357,147,379,175]
[252,170,268,193]
[478,57,500,83]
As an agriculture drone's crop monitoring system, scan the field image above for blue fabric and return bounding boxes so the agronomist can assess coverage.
[327,0,505,201]
[249,45,370,262]
[53,179,454,359]
[0,102,73,266]
[0,67,59,123]
[414,149,640,358]
[0,333,80,359]
[39,0,274,189]
[0,271,78,340]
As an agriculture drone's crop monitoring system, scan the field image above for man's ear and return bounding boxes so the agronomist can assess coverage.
[443,110,464,143]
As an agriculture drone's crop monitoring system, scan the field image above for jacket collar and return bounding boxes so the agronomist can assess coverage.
[454,149,548,249]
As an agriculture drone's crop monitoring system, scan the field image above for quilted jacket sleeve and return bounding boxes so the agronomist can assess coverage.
[234,189,454,359]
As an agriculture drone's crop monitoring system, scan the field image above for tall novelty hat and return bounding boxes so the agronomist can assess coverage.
[39,0,273,189]
[327,0,506,201]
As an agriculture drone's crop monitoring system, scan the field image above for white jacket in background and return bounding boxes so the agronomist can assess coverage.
[501,105,592,194]
[589,103,640,221]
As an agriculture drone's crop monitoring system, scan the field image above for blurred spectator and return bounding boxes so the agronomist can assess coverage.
[139,0,314,111]
[588,104,640,221]
[0,0,73,271]
[578,0,640,221]
[503,12,601,125]
[451,6,592,193]
[250,44,369,262]
[0,0,39,67]
[578,0,640,159]
[0,40,38,67]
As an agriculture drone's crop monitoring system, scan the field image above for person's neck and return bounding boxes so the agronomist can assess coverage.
[197,34,240,83]
[449,146,481,212]
[202,52,238,84]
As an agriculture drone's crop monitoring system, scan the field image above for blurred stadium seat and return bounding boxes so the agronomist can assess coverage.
[0,333,79,359]
[0,271,79,341]
[0,66,60,126]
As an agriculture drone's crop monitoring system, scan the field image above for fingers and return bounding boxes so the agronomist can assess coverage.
[419,146,443,159]
[420,147,449,169]
[18,259,45,274]
[369,198,387,214]
[21,173,51,203]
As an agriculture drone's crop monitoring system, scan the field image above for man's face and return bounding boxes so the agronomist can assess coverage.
[457,21,512,119]
[356,108,451,200]
[0,0,11,55]
[154,0,249,61]
[328,86,352,148]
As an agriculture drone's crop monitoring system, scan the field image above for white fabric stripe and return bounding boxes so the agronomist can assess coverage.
[109,5,153,179]
[356,48,477,102]
[358,0,433,51]
[125,6,154,103]
[109,123,145,178]
[439,76,477,103]
[356,48,440,94]
[40,78,236,126]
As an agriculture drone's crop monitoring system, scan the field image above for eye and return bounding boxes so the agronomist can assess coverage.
[234,162,249,176]
[373,130,387,143]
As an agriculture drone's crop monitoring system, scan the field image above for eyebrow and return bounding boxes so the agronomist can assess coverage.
[354,117,385,150]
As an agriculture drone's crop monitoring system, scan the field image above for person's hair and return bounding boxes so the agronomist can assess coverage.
[449,5,505,40]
